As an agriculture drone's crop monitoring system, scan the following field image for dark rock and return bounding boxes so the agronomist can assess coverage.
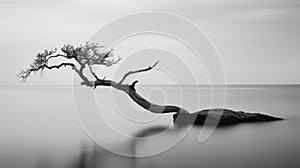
[173,109,283,126]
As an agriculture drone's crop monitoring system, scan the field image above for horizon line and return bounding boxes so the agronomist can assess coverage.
[1,84,300,88]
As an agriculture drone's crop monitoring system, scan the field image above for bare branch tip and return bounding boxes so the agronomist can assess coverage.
[131,80,139,89]
[153,60,160,67]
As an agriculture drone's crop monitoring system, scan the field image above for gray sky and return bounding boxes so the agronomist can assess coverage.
[0,0,299,85]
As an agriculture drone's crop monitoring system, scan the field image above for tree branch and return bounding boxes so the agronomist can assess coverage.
[44,63,77,71]
[18,42,120,85]
[46,54,66,62]
[118,61,159,84]
[18,62,77,82]
[87,64,100,81]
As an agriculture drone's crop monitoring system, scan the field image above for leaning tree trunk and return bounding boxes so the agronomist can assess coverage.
[94,79,190,115]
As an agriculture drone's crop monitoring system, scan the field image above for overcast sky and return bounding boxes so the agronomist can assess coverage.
[0,0,299,85]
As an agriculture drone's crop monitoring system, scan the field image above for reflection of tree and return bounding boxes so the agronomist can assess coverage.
[71,142,135,168]
[72,143,103,168]
[70,126,179,168]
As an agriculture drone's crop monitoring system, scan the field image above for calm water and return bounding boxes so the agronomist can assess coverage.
[0,86,300,168]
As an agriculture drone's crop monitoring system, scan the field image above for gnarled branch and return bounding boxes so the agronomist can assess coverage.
[18,62,77,82]
[118,61,159,84]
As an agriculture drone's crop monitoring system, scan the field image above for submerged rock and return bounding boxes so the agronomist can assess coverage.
[173,109,283,126]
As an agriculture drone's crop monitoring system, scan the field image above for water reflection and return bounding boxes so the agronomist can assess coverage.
[70,123,241,168]
[70,118,287,168]
[71,125,185,168]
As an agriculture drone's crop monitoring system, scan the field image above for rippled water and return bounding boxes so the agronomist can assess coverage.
[0,86,299,168]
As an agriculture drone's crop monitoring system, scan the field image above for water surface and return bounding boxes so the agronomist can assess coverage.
[0,86,299,168]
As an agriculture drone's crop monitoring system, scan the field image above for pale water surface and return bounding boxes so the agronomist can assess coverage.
[0,86,299,168]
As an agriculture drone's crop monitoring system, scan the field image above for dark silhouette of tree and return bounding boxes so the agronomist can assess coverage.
[18,42,282,124]
[18,42,189,117]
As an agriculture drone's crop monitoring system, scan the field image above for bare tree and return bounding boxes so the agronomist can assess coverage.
[18,42,189,117]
